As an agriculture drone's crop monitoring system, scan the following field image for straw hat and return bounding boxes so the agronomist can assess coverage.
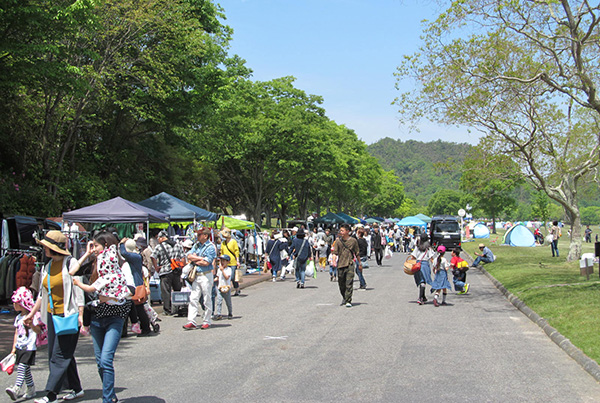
[220,228,231,238]
[125,239,137,253]
[38,230,70,255]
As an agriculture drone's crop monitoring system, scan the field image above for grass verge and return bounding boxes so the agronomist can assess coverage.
[462,232,600,364]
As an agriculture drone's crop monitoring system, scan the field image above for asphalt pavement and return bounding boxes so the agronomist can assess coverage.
[2,251,600,402]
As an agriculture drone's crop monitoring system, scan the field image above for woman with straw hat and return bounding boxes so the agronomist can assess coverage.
[26,231,86,403]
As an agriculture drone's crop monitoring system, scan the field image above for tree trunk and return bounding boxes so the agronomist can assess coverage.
[566,208,582,262]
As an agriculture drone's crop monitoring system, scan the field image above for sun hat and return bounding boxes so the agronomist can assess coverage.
[478,243,485,248]
[12,286,35,311]
[135,237,148,250]
[220,228,231,238]
[124,239,137,253]
[196,228,211,236]
[182,239,194,249]
[437,245,446,253]
[38,230,70,255]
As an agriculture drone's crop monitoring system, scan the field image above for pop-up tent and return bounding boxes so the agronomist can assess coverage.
[63,197,169,223]
[503,224,535,247]
[397,216,427,227]
[473,223,490,238]
[336,212,360,224]
[415,213,432,223]
[137,192,218,222]
[365,217,382,224]
[209,216,256,230]
[313,212,346,225]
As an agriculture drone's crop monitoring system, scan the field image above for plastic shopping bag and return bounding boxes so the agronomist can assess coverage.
[1,353,16,375]
[306,260,315,277]
[384,245,393,259]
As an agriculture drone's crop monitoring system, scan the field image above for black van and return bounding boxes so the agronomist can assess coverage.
[429,215,461,249]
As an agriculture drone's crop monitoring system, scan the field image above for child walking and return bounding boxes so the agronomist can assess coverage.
[6,287,43,401]
[214,255,233,320]
[430,245,452,307]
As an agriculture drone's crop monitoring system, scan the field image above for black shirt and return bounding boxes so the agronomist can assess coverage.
[357,238,368,258]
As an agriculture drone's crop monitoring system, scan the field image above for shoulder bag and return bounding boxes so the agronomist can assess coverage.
[292,240,308,270]
[338,238,357,271]
[47,272,79,336]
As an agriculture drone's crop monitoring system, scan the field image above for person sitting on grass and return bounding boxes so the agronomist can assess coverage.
[472,243,495,267]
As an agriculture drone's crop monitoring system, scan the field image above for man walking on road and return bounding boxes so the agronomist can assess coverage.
[151,231,185,316]
[184,228,217,330]
[371,225,383,266]
[333,224,361,307]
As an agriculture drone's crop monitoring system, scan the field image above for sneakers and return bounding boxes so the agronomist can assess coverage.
[213,315,223,321]
[5,385,22,401]
[34,397,57,403]
[296,282,300,288]
[200,323,210,330]
[417,298,424,305]
[359,284,367,289]
[464,283,470,294]
[25,385,35,399]
[182,322,197,330]
[441,301,448,306]
[300,284,304,289]
[227,314,233,319]
[272,278,276,282]
[345,302,352,308]
[62,389,84,401]
[131,323,141,334]
[433,298,439,307]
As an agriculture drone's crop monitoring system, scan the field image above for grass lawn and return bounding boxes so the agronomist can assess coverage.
[462,231,600,364]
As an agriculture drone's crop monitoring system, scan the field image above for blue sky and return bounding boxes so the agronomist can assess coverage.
[217,0,481,145]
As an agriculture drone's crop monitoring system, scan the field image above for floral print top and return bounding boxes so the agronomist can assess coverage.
[91,244,131,301]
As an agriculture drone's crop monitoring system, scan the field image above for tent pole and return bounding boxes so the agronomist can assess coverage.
[146,221,149,242]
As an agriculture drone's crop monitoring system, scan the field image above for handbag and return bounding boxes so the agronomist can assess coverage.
[292,240,308,270]
[132,285,148,305]
[404,250,426,275]
[47,273,79,336]
[218,284,231,293]
[187,265,197,283]
[0,353,16,375]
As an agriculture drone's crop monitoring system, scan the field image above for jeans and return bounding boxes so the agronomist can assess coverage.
[337,265,354,304]
[453,276,466,291]
[473,256,493,266]
[188,271,213,326]
[295,259,307,284]
[215,289,232,316]
[551,240,559,257]
[374,248,383,265]
[356,258,367,287]
[90,316,125,403]
[45,313,82,395]
[329,264,337,279]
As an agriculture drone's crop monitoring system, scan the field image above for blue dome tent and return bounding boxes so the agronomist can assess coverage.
[473,223,490,238]
[503,224,535,247]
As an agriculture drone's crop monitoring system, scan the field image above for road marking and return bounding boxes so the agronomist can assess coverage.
[264,336,288,340]
[316,303,333,306]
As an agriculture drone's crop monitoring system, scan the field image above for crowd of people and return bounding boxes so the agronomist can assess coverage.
[4,221,476,402]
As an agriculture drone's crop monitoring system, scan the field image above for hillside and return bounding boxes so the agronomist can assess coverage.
[367,137,472,206]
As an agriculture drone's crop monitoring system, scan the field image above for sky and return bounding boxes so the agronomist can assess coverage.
[216,0,481,145]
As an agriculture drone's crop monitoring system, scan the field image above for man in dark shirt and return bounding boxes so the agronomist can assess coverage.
[371,226,383,266]
[333,224,361,307]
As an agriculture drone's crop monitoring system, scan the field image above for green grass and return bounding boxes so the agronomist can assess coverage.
[462,232,600,363]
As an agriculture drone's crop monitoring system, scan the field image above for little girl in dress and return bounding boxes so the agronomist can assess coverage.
[430,245,453,307]
[5,287,44,401]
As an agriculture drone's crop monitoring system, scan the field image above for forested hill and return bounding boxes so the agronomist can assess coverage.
[367,137,473,206]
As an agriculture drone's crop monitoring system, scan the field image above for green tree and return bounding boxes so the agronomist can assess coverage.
[460,151,521,233]
[580,207,600,226]
[427,189,463,216]
[395,0,600,261]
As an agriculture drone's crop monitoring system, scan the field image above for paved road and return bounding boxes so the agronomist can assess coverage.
[2,251,600,402]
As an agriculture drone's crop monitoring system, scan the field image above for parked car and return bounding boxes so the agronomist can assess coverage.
[429,215,461,250]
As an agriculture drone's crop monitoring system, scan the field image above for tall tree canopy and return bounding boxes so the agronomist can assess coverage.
[395,0,600,260]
